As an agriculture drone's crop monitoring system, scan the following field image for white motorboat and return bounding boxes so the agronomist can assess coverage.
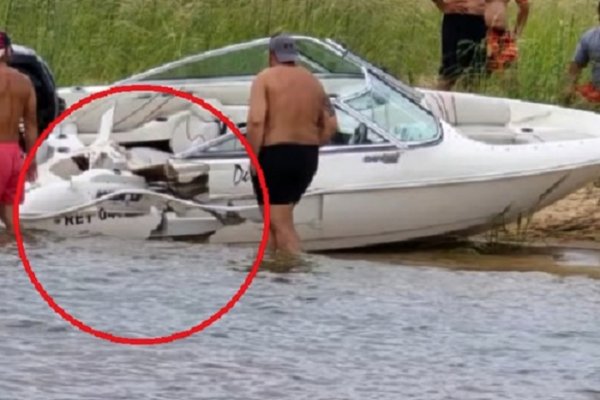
[15,35,600,251]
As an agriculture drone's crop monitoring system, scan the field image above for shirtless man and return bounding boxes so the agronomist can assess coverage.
[247,34,338,256]
[0,31,38,234]
[431,0,487,91]
[484,0,530,72]
[563,1,600,106]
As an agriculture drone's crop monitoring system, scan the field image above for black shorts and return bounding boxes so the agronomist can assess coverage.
[439,13,487,79]
[251,143,319,206]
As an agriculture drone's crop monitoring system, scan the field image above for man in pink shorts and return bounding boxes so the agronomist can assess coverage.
[0,31,38,234]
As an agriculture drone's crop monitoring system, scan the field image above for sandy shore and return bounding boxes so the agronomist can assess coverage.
[472,180,600,250]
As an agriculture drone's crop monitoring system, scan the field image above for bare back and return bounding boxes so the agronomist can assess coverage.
[0,65,34,143]
[260,65,327,146]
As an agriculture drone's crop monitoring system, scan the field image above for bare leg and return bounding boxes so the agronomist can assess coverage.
[288,206,302,251]
[269,230,278,254]
[0,204,14,235]
[259,205,278,255]
[270,204,301,255]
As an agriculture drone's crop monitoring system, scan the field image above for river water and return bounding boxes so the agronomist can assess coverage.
[1,234,599,399]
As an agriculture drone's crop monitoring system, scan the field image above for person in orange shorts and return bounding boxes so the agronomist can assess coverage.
[0,31,38,234]
[564,1,600,106]
[484,0,530,72]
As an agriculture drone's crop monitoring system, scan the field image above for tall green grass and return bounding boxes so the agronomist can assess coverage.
[0,0,598,105]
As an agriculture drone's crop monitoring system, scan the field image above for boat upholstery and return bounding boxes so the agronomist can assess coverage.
[167,97,229,153]
[421,90,512,127]
[71,96,187,133]
[169,119,222,154]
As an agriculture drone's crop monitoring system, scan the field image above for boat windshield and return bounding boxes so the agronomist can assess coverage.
[343,72,440,143]
[131,37,363,82]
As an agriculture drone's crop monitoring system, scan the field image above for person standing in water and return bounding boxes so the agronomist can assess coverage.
[0,31,38,234]
[247,33,338,256]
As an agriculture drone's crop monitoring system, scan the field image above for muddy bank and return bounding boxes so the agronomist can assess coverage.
[331,230,600,280]
[473,180,600,250]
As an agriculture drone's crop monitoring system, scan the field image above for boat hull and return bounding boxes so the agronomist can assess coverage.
[13,118,600,251]
[200,163,600,251]
[16,162,596,252]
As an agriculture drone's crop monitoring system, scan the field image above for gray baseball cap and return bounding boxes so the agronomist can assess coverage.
[269,34,298,63]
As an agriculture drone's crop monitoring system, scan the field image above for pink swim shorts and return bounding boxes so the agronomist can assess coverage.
[0,142,24,205]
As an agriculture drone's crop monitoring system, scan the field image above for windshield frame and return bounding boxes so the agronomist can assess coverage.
[337,68,443,148]
[323,38,425,105]
[116,36,365,84]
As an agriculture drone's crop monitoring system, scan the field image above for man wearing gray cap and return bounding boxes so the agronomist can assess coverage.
[247,33,338,256]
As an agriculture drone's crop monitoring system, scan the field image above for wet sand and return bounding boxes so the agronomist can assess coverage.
[332,240,600,279]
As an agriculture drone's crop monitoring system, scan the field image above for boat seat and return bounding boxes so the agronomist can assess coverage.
[70,94,189,134]
[421,90,512,127]
[169,119,223,154]
[70,93,225,133]
[70,94,227,149]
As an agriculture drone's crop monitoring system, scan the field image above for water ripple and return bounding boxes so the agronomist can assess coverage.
[0,235,598,399]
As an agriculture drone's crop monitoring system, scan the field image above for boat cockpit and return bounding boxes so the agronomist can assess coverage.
[109,35,443,157]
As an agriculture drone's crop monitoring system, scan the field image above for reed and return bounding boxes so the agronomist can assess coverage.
[0,0,597,105]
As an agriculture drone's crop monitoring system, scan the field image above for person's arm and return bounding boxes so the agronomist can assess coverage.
[431,0,444,12]
[513,0,530,38]
[317,94,338,145]
[246,72,268,168]
[563,35,590,104]
[22,76,38,181]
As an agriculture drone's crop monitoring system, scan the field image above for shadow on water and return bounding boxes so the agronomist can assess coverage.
[0,229,71,253]
[260,253,320,274]
[323,237,600,280]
